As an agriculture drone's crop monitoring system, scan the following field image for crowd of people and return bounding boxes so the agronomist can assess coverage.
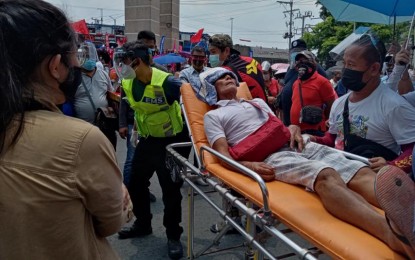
[1,0,415,259]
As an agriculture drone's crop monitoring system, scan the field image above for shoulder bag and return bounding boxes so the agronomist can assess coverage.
[298,81,323,125]
[80,78,119,132]
[228,100,291,162]
[342,97,398,160]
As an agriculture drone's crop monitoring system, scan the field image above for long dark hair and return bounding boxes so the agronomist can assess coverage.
[0,0,76,152]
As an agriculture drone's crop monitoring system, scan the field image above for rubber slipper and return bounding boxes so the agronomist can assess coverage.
[375,165,415,249]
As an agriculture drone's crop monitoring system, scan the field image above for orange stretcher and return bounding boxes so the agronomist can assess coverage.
[166,83,405,260]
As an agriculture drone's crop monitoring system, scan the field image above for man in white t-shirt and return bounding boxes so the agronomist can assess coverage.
[310,35,415,174]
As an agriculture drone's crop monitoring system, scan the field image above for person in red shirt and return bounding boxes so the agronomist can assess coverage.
[290,51,336,136]
[261,61,279,106]
[208,34,267,102]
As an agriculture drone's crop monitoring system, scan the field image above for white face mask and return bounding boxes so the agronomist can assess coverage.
[119,63,136,80]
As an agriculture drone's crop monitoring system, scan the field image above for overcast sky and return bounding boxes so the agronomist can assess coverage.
[45,0,322,49]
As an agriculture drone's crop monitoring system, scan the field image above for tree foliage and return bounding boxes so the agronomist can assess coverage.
[303,1,410,67]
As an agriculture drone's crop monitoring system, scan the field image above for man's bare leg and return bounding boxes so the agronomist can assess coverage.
[347,167,379,207]
[314,168,413,257]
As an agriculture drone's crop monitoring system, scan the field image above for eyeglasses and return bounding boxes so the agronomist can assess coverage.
[67,48,87,66]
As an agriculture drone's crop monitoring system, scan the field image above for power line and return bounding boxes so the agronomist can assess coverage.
[181,0,269,5]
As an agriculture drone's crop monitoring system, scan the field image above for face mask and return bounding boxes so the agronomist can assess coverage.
[149,48,156,56]
[209,54,222,67]
[59,67,82,102]
[341,68,367,92]
[263,74,270,81]
[82,59,96,71]
[193,59,204,68]
[295,61,315,80]
[119,63,137,80]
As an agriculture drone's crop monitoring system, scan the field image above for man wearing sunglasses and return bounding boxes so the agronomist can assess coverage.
[179,46,208,85]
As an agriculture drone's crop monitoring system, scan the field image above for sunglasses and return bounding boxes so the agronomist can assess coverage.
[361,33,383,63]
[192,55,206,61]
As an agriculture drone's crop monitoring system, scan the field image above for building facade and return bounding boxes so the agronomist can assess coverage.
[124,0,179,51]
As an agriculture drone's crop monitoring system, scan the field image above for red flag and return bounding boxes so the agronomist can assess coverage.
[71,19,89,35]
[190,28,204,43]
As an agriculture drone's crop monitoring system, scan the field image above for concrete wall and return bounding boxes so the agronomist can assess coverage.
[124,0,179,51]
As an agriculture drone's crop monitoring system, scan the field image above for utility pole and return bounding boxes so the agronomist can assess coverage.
[97,8,103,24]
[109,15,117,34]
[295,11,313,37]
[279,0,299,50]
[230,17,234,40]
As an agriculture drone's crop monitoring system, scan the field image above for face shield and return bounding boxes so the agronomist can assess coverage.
[113,48,137,80]
[75,46,87,67]
[79,42,99,71]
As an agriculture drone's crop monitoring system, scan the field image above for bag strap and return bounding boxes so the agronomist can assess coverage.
[244,100,272,116]
[81,77,97,112]
[342,97,351,137]
[298,81,305,108]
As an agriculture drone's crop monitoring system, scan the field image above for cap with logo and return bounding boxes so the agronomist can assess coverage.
[291,39,307,50]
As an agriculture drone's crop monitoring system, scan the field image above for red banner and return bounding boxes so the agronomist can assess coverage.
[190,28,204,43]
[71,19,89,35]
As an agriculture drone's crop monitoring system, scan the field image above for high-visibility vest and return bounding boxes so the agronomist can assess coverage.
[122,68,183,137]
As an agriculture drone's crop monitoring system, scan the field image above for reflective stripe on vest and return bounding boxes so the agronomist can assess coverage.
[122,68,183,137]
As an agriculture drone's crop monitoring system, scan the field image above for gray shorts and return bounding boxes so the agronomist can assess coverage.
[264,141,367,191]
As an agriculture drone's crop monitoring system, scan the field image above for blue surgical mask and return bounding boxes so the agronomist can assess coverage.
[82,59,96,71]
[209,54,222,68]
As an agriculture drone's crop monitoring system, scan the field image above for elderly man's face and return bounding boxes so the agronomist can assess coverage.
[214,74,237,99]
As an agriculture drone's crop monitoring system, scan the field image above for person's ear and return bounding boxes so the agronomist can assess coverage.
[48,54,63,80]
[224,47,231,56]
[370,62,381,76]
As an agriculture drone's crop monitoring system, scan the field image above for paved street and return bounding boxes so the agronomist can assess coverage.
[110,136,325,260]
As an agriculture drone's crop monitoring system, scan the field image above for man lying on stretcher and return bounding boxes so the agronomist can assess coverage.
[197,67,415,258]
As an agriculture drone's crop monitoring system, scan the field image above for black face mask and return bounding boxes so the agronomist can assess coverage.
[59,66,82,102]
[341,68,367,92]
[295,61,316,80]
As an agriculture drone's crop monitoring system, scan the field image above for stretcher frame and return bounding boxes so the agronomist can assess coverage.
[166,83,405,260]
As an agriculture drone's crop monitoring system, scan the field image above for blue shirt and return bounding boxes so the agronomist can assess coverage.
[179,66,209,85]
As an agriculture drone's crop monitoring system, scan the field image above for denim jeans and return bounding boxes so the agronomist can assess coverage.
[123,124,135,186]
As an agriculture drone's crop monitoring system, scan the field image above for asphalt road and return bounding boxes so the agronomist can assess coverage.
[110,136,327,260]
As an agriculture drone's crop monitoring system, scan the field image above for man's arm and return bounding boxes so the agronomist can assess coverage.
[118,89,129,139]
[164,76,182,104]
[179,70,190,84]
[397,70,414,95]
[212,137,275,181]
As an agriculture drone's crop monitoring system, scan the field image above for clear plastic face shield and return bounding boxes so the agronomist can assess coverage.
[79,42,99,70]
[113,48,136,80]
[75,47,87,67]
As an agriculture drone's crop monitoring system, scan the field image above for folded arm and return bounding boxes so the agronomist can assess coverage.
[212,137,275,181]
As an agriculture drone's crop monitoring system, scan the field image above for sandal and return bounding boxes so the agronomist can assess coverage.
[375,166,415,249]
